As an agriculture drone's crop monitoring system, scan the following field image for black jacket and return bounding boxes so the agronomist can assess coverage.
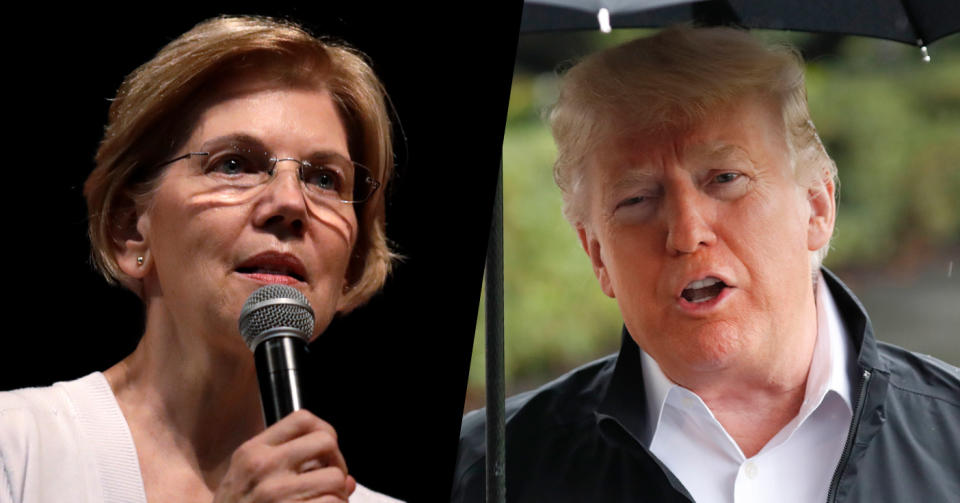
[452,269,960,502]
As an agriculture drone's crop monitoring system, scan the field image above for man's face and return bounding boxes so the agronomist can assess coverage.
[578,96,835,383]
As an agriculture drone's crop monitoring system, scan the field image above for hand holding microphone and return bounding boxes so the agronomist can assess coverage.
[213,285,355,502]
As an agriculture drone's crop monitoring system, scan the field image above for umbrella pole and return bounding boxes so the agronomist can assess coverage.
[484,162,506,503]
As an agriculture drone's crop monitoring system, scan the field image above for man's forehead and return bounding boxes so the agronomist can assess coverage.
[592,135,756,176]
[590,97,785,176]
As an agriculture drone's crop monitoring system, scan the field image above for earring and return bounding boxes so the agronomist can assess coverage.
[137,256,144,266]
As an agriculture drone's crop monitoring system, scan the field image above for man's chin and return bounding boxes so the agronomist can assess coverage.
[646,324,752,378]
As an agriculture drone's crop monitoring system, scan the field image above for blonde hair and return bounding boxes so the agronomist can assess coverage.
[550,25,837,266]
[85,15,396,312]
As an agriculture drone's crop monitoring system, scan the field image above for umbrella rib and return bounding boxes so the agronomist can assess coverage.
[896,0,925,45]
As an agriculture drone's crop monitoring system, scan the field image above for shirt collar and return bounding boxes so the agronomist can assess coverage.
[595,268,879,455]
[639,271,854,446]
[811,270,855,412]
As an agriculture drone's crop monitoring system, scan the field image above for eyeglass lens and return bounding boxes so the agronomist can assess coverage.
[193,137,377,203]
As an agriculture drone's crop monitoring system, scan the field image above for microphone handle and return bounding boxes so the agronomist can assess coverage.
[254,335,308,426]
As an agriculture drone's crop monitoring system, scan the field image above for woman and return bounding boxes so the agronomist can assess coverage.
[1,15,400,503]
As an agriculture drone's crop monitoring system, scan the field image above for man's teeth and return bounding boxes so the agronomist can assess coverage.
[681,277,726,303]
[686,277,721,289]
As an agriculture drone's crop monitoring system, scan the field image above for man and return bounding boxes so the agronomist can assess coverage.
[453,26,959,502]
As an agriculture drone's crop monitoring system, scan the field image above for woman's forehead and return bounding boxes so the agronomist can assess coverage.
[186,83,348,155]
[180,70,330,136]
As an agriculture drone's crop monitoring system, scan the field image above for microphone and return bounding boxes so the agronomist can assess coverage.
[238,284,315,426]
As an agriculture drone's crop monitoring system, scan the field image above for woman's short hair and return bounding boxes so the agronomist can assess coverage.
[85,15,396,312]
[549,24,837,267]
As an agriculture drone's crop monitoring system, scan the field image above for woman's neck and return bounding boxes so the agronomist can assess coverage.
[104,301,266,498]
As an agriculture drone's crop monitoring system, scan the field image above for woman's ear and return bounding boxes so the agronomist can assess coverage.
[335,278,356,314]
[114,204,152,280]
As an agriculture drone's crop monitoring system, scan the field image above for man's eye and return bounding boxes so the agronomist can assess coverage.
[714,172,740,183]
[616,196,646,208]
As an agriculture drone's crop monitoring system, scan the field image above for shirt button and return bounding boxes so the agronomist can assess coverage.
[744,461,759,479]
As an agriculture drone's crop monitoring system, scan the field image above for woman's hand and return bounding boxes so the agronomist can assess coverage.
[213,410,357,502]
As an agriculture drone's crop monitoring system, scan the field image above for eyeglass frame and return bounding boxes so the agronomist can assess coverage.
[151,149,382,204]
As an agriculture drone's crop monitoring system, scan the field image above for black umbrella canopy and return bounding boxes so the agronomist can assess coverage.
[522,0,960,47]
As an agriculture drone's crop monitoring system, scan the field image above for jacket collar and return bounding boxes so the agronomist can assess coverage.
[596,325,649,442]
[820,267,884,373]
[596,267,883,438]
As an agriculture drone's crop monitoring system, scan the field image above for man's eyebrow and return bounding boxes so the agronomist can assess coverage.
[608,169,660,197]
[612,169,658,186]
[685,142,754,165]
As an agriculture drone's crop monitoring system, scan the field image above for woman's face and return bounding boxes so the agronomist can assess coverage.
[126,77,357,344]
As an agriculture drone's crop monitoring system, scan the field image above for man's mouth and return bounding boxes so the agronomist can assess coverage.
[681,277,727,303]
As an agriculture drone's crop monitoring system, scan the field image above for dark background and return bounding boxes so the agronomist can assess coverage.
[3,4,521,501]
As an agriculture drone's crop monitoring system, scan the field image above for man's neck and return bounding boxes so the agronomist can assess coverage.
[649,287,820,457]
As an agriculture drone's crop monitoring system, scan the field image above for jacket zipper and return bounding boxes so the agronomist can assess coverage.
[826,369,872,503]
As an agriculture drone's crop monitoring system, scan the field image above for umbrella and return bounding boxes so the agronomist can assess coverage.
[521,0,960,56]
[481,2,959,501]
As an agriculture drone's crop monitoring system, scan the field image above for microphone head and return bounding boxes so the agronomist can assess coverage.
[238,284,315,350]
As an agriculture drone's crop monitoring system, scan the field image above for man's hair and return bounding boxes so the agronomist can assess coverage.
[84,15,396,312]
[550,25,837,267]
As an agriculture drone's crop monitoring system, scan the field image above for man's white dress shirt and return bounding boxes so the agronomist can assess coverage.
[642,275,857,503]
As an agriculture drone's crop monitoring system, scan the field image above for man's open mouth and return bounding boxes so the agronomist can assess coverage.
[681,277,727,303]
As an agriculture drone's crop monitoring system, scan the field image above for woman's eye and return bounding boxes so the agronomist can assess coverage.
[305,168,342,191]
[208,155,254,175]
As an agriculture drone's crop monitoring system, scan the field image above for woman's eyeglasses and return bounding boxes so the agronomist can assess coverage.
[155,137,380,204]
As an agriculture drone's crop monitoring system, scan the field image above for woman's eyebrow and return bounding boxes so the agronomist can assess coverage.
[199,134,352,163]
[306,149,352,163]
[200,133,268,151]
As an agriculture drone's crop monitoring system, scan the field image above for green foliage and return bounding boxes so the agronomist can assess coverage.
[808,38,960,266]
[469,108,624,394]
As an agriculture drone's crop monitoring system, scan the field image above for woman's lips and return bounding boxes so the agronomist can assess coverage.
[239,271,302,285]
[235,252,307,283]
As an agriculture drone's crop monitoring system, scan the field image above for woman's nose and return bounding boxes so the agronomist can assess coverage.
[252,160,308,236]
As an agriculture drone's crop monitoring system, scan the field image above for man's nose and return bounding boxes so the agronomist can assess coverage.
[664,185,717,255]
[252,160,308,235]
